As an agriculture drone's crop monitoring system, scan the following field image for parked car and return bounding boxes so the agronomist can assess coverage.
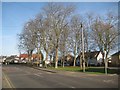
[14,60,19,64]
[9,59,19,64]
[21,60,27,64]
[64,63,70,66]
[39,63,43,67]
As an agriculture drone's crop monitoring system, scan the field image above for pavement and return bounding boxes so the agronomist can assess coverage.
[2,64,119,88]
[108,67,120,70]
[24,64,118,77]
[0,65,2,89]
[25,64,119,84]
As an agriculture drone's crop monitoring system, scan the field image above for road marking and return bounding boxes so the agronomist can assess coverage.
[71,86,76,88]
[3,72,15,88]
[46,72,53,74]
[38,73,42,74]
[25,71,31,74]
[103,80,113,83]
[34,74,43,77]
[109,74,117,76]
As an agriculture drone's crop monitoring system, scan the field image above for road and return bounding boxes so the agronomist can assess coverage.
[2,64,118,88]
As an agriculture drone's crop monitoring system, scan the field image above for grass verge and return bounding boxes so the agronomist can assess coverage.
[48,66,118,74]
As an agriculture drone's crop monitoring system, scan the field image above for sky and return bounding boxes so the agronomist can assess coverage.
[1,1,118,56]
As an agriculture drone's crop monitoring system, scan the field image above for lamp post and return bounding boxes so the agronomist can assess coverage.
[81,23,85,72]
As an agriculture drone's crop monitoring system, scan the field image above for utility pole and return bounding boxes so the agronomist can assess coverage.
[81,23,85,72]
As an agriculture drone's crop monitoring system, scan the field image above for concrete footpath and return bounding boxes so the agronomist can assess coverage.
[29,65,119,86]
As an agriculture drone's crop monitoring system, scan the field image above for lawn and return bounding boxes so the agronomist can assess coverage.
[48,66,118,74]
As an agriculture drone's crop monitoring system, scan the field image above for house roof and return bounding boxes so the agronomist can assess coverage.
[77,51,100,59]
[19,53,43,59]
[32,54,41,58]
[111,51,120,56]
[19,54,28,58]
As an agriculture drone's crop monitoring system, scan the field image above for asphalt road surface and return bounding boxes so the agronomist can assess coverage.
[2,64,118,88]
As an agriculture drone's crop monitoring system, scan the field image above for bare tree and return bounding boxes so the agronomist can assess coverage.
[59,24,69,67]
[17,34,25,54]
[18,20,37,63]
[43,3,75,68]
[84,13,96,67]
[33,14,46,65]
[91,12,118,74]
[41,18,55,67]
[70,15,82,67]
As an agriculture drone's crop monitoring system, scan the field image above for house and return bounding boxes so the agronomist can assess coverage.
[65,54,74,66]
[19,53,44,61]
[19,54,28,61]
[97,52,103,64]
[3,55,19,64]
[0,56,7,63]
[76,51,103,66]
[59,54,74,66]
[109,51,120,67]
[31,54,43,61]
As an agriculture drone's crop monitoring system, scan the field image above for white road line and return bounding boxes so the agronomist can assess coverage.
[34,74,43,77]
[103,80,113,83]
[46,72,53,74]
[71,86,76,88]
[38,73,42,74]
[55,81,75,88]
[25,71,31,74]
[3,72,15,88]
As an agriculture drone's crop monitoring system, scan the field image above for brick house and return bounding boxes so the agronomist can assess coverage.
[19,53,43,61]
[19,54,28,60]
[109,51,120,67]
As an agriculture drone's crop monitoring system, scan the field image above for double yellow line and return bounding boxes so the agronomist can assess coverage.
[3,72,15,88]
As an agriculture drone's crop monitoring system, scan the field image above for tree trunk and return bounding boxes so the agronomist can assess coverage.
[28,50,32,64]
[45,51,48,68]
[55,46,58,68]
[27,51,30,62]
[46,52,48,61]
[105,58,108,74]
[27,50,33,66]
[50,55,52,67]
[62,60,64,67]
[62,56,65,67]
[50,55,52,62]
[86,57,89,67]
[83,60,85,72]
[80,55,82,69]
[81,24,85,72]
[102,51,104,65]
[73,55,76,67]
[62,52,65,67]
[104,52,108,74]
[73,44,77,67]
[36,48,39,66]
